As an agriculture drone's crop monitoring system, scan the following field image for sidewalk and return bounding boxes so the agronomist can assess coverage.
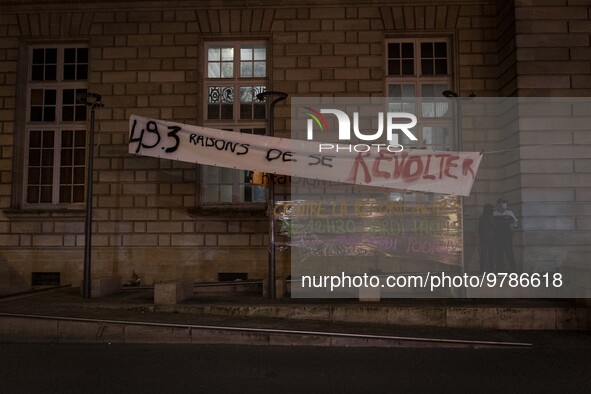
[0,286,588,347]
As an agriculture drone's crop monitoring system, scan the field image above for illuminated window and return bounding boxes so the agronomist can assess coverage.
[386,38,452,151]
[202,42,267,204]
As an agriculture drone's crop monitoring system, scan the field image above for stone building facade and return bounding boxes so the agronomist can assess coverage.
[0,0,590,295]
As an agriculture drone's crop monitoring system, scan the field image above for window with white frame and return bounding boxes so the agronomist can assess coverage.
[202,42,267,204]
[385,38,452,151]
[24,45,88,206]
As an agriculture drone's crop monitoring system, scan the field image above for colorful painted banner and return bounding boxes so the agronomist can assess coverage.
[128,115,482,196]
[276,196,463,265]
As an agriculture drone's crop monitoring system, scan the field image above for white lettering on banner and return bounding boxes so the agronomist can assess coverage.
[128,115,482,196]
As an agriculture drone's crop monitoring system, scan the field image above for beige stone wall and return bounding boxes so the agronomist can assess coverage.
[512,0,591,273]
[0,0,588,294]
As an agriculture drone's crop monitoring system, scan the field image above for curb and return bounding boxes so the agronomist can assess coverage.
[0,313,532,348]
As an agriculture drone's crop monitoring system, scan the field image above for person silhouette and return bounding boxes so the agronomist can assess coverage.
[493,198,518,272]
[478,203,496,271]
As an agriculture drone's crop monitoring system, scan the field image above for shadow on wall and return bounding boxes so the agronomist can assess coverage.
[0,253,30,296]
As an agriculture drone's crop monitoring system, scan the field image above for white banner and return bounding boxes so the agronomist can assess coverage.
[128,115,482,196]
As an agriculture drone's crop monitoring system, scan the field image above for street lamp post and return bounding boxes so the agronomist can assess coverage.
[442,90,474,299]
[78,92,104,298]
[256,91,288,300]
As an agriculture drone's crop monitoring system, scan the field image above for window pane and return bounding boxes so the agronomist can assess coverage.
[27,187,39,203]
[388,43,400,59]
[435,59,447,75]
[240,47,252,61]
[75,131,86,146]
[30,107,43,121]
[221,104,233,119]
[421,42,433,58]
[74,149,85,165]
[207,104,219,119]
[78,48,88,63]
[31,65,44,81]
[61,149,72,165]
[423,127,449,150]
[204,185,219,203]
[42,150,54,166]
[62,130,73,147]
[33,48,44,63]
[40,186,52,203]
[435,42,447,57]
[208,63,220,78]
[253,46,266,60]
[77,64,88,80]
[45,65,56,80]
[388,60,400,76]
[60,168,72,184]
[44,90,56,105]
[221,47,234,61]
[59,186,71,203]
[72,186,84,202]
[240,62,252,78]
[220,168,233,183]
[64,64,75,80]
[75,105,87,121]
[240,104,251,119]
[44,107,56,122]
[30,130,42,147]
[208,48,220,61]
[421,59,434,75]
[42,131,54,147]
[28,168,40,183]
[204,166,220,182]
[253,104,265,119]
[63,89,74,104]
[388,84,401,98]
[31,89,43,105]
[401,43,414,58]
[73,167,85,183]
[28,150,40,166]
[41,168,53,184]
[221,62,233,78]
[219,185,233,202]
[64,48,76,63]
[46,48,57,63]
[208,86,234,103]
[402,60,414,75]
[253,61,266,77]
[62,106,74,122]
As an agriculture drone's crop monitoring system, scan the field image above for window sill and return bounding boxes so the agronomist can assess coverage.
[188,205,267,218]
[3,208,86,219]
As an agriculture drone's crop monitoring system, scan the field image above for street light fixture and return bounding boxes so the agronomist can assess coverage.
[256,91,288,300]
[77,92,104,298]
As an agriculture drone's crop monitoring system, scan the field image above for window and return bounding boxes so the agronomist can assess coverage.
[202,42,267,204]
[386,38,452,151]
[25,45,88,206]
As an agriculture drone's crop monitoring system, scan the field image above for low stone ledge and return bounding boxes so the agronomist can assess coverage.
[154,281,193,305]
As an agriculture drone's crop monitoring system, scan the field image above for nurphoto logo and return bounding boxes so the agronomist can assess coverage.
[305,107,418,153]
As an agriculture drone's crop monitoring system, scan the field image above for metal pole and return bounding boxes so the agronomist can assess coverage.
[256,91,288,300]
[79,93,103,298]
[442,90,474,298]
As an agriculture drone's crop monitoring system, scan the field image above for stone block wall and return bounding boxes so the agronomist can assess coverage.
[0,0,589,293]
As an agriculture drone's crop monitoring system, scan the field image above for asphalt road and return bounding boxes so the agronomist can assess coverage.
[1,333,591,394]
